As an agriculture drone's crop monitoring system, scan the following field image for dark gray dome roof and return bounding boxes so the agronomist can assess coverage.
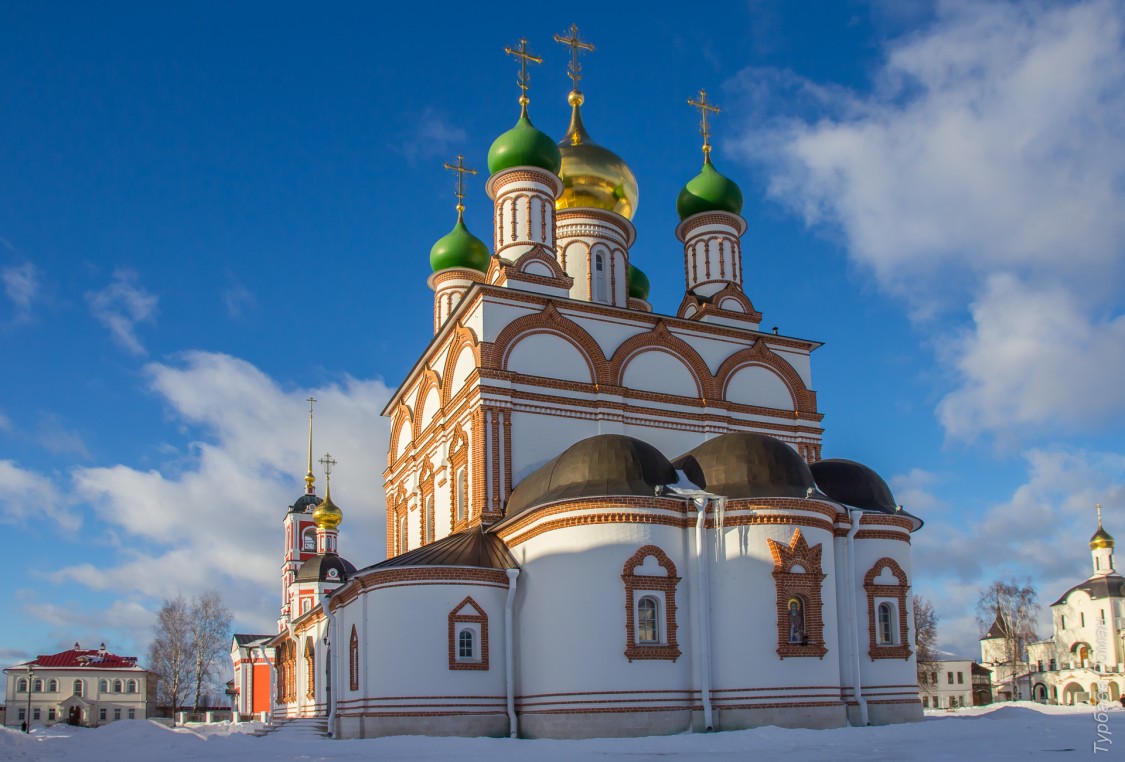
[289,493,322,515]
[371,527,517,570]
[673,432,815,499]
[810,458,896,512]
[295,554,356,583]
[505,434,677,517]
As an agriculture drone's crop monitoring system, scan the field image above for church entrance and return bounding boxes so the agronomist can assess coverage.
[67,706,82,725]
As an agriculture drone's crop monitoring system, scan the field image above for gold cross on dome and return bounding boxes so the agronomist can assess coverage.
[1097,503,1103,526]
[554,24,595,91]
[443,154,477,214]
[319,452,337,481]
[687,88,721,157]
[504,37,543,108]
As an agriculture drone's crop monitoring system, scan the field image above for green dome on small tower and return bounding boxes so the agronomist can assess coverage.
[627,264,650,301]
[487,114,562,176]
[429,216,490,273]
[676,158,744,220]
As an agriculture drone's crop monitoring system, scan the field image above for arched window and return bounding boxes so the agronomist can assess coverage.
[877,602,895,644]
[593,252,608,303]
[17,678,27,692]
[127,679,137,694]
[425,495,435,544]
[33,679,43,692]
[73,679,84,697]
[787,596,807,644]
[399,514,408,553]
[455,467,468,521]
[48,679,58,692]
[458,629,475,659]
[99,678,108,693]
[637,596,660,644]
[304,638,315,700]
[301,526,317,552]
[349,625,359,691]
[113,679,123,693]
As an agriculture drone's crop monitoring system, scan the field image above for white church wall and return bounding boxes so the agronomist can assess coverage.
[620,350,700,397]
[723,365,795,410]
[772,347,813,388]
[508,412,594,485]
[334,578,509,739]
[505,332,595,383]
[449,344,476,399]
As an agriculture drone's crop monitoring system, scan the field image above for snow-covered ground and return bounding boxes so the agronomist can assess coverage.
[1,702,1118,761]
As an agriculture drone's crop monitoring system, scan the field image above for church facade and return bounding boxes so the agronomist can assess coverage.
[234,33,925,739]
[1022,513,1123,706]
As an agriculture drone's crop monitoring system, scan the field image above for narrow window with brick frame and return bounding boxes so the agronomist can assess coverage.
[864,557,912,660]
[419,462,435,547]
[349,625,359,691]
[449,427,470,532]
[304,637,315,700]
[767,528,828,658]
[622,545,681,661]
[448,596,488,670]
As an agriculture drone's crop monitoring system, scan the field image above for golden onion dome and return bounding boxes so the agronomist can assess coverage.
[312,484,343,530]
[557,92,638,219]
[1091,524,1114,549]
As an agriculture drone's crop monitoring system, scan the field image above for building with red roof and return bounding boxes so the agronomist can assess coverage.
[3,642,152,729]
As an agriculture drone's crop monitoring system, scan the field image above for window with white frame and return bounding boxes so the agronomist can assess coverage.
[877,601,896,644]
[17,678,27,692]
[73,679,83,697]
[33,679,43,692]
[456,467,468,522]
[593,252,608,303]
[99,678,108,693]
[399,514,408,553]
[458,627,476,660]
[636,595,661,644]
[425,494,435,544]
[128,709,135,720]
[48,678,58,692]
[302,526,316,552]
[127,679,137,693]
[622,545,681,662]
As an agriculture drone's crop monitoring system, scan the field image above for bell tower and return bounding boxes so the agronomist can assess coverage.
[279,397,322,630]
[1091,503,1115,576]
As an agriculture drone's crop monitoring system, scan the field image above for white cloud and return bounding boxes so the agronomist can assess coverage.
[2,261,40,322]
[53,352,392,635]
[86,269,158,355]
[35,413,91,459]
[0,459,78,531]
[222,278,256,318]
[734,0,1125,442]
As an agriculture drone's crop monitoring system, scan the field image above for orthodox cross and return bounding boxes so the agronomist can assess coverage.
[553,24,594,91]
[443,154,477,214]
[504,37,542,108]
[1097,503,1103,526]
[304,396,317,491]
[319,452,337,485]
[687,88,721,158]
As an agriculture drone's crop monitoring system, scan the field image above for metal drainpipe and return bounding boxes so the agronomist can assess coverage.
[694,497,714,731]
[846,508,869,726]
[320,597,337,736]
[504,568,521,738]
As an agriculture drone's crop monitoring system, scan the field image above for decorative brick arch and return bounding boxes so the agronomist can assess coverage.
[716,339,818,414]
[388,404,414,467]
[449,425,471,532]
[411,368,442,440]
[517,245,569,279]
[441,323,480,405]
[448,596,489,670]
[864,557,912,660]
[559,238,589,271]
[348,625,359,691]
[485,302,609,384]
[609,321,717,399]
[767,528,828,658]
[621,545,681,662]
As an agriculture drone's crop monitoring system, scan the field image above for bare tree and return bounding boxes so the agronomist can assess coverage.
[147,595,193,723]
[976,578,1039,701]
[188,590,233,711]
[913,595,940,687]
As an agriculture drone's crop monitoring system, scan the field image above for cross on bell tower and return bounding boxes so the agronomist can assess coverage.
[687,88,721,160]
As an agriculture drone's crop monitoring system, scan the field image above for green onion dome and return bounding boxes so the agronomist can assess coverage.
[429,215,490,273]
[676,157,744,220]
[627,264,650,300]
[487,114,562,176]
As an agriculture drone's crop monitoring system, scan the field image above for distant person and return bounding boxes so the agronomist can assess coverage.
[1119,694,1124,708]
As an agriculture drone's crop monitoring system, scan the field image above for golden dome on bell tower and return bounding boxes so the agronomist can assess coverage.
[554,25,638,220]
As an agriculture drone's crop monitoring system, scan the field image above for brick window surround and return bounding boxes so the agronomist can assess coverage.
[304,637,315,700]
[419,462,435,547]
[864,557,912,660]
[622,545,682,662]
[349,625,359,691]
[768,528,828,659]
[448,596,489,670]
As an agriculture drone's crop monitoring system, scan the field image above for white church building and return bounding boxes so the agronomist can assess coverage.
[233,33,926,739]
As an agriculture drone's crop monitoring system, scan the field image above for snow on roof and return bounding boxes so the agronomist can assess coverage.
[15,647,140,670]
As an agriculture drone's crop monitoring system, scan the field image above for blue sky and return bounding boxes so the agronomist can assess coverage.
[2,0,1124,667]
